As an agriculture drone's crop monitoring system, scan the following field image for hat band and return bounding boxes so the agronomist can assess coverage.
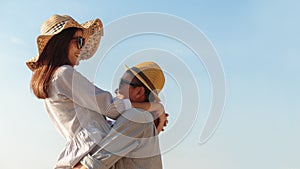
[46,20,67,34]
[131,67,157,94]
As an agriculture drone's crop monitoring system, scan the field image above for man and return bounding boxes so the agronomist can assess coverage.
[116,61,167,131]
[72,61,168,169]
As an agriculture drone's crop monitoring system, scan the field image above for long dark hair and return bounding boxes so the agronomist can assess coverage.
[30,27,81,99]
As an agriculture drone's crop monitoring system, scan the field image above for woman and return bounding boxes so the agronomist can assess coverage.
[27,14,167,168]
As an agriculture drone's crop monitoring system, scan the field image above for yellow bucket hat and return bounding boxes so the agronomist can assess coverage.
[26,14,103,71]
[125,61,165,102]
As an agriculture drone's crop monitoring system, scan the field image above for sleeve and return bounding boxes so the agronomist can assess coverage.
[80,109,160,169]
[54,129,98,169]
[54,98,131,168]
[53,65,132,119]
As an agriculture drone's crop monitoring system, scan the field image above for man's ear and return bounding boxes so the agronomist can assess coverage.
[135,87,145,99]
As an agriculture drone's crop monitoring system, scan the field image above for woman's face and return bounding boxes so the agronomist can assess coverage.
[68,30,83,66]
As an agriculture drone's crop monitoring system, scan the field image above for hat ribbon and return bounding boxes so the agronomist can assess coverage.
[131,67,157,95]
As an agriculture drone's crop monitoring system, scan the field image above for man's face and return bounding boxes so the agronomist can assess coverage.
[116,72,144,102]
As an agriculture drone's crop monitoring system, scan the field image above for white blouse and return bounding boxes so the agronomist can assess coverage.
[44,65,131,168]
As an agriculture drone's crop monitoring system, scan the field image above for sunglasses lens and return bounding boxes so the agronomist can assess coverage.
[119,79,142,87]
[77,37,84,49]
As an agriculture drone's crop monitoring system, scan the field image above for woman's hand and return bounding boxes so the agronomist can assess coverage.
[148,102,169,134]
[155,111,169,134]
[73,163,87,169]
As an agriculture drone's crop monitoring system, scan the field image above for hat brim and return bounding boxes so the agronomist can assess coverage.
[125,65,161,102]
[26,18,103,71]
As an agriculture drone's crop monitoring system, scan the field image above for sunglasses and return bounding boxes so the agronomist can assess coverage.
[119,79,143,87]
[72,36,85,49]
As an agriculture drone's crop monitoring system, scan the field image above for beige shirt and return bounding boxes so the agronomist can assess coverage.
[44,65,131,168]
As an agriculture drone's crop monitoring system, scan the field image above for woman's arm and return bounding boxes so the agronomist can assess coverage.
[55,65,132,119]
[132,102,168,134]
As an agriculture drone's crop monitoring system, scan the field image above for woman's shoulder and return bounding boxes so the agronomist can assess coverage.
[52,65,76,81]
[57,65,74,72]
[55,65,75,75]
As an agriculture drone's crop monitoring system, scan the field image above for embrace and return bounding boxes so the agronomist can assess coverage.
[26,14,168,169]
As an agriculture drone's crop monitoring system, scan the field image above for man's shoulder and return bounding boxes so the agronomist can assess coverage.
[122,108,154,123]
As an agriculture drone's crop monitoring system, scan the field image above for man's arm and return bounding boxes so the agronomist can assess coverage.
[78,109,161,169]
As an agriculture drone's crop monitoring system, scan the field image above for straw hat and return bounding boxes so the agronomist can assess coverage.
[125,62,165,102]
[26,14,103,71]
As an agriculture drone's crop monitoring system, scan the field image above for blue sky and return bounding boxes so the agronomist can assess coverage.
[0,0,299,169]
